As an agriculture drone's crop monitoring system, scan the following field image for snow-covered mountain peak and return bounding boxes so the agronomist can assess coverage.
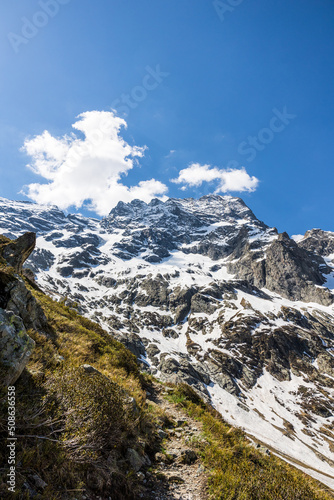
[1,195,334,487]
[106,194,261,229]
[100,195,273,264]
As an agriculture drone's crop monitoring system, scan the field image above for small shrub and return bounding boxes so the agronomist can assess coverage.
[44,365,127,463]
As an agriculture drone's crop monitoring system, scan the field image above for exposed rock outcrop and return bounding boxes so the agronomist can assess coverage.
[1,232,36,273]
[0,308,35,385]
[228,232,333,306]
[0,232,50,386]
[297,229,334,258]
[5,278,49,332]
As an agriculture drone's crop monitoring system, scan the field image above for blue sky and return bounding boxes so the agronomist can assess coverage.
[0,0,333,235]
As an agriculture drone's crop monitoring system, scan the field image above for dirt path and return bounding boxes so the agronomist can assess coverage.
[141,384,209,500]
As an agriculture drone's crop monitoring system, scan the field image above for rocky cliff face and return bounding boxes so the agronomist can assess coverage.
[0,232,49,385]
[228,230,333,305]
[1,195,334,487]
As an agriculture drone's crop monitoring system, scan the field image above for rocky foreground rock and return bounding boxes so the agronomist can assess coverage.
[0,232,49,385]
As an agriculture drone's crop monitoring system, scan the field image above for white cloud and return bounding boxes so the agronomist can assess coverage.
[171,163,259,193]
[22,111,168,216]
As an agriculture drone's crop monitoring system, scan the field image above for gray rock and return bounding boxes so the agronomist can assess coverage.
[158,429,167,439]
[135,275,169,308]
[158,355,211,402]
[297,229,334,258]
[191,293,219,315]
[124,396,139,415]
[0,308,35,386]
[81,364,102,375]
[126,448,150,472]
[146,343,161,360]
[229,232,333,306]
[1,232,36,273]
[112,331,146,358]
[169,286,196,324]
[5,278,49,333]
[25,248,55,272]
[177,449,198,465]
